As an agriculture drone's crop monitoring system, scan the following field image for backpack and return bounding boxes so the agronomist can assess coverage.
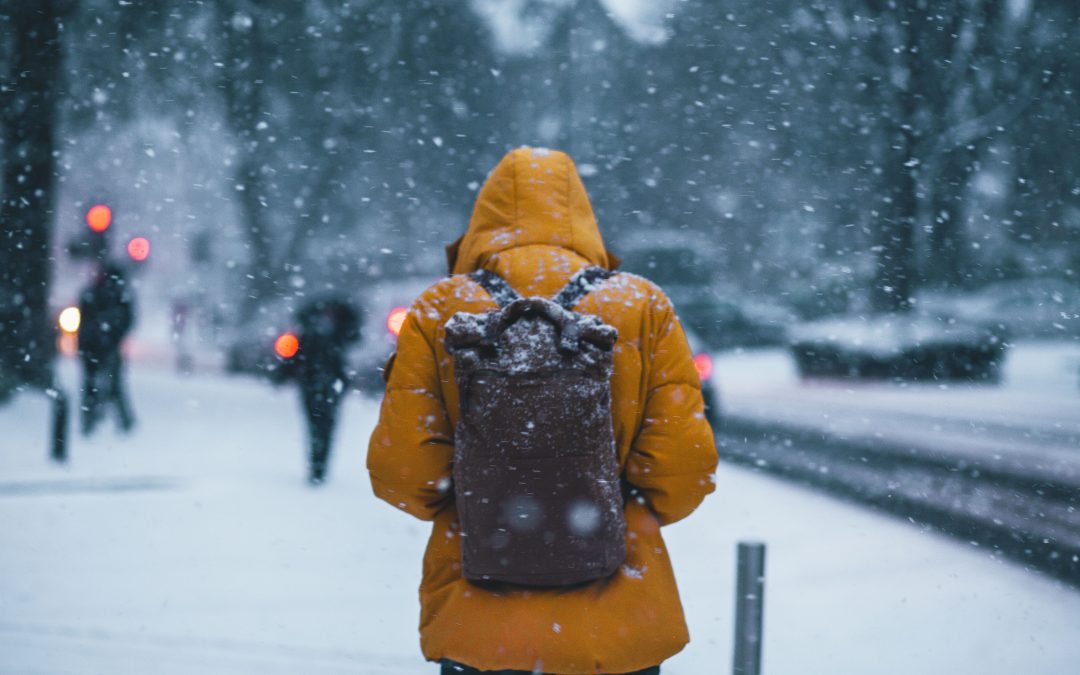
[444,266,626,586]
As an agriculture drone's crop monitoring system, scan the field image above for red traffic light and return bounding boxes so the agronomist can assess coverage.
[86,204,112,232]
[275,332,299,359]
[127,237,150,261]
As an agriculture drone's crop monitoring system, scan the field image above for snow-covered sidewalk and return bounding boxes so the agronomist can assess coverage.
[2,362,1079,674]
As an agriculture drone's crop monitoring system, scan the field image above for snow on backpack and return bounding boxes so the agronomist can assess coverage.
[444,266,626,586]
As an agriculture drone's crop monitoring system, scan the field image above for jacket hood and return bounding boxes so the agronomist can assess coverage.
[447,147,617,274]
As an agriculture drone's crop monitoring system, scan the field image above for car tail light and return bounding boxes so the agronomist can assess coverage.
[387,307,408,337]
[692,352,713,381]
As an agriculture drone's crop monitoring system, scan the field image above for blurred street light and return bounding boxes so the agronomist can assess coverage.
[58,306,81,334]
[58,306,81,357]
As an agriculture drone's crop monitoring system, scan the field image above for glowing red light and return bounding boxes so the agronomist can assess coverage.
[127,236,150,261]
[387,307,408,337]
[274,332,299,359]
[692,353,714,381]
[86,204,112,232]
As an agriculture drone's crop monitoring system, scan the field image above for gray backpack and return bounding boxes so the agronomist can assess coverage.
[444,266,626,586]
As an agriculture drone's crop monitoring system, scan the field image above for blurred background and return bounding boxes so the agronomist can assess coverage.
[1,1,1079,674]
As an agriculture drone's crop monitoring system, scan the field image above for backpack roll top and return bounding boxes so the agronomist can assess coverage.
[445,268,626,586]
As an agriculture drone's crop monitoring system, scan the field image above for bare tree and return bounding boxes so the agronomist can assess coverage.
[0,0,72,391]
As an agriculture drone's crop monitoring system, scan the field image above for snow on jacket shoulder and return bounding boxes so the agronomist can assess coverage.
[367,147,718,674]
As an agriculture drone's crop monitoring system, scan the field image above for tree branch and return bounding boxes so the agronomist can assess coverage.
[922,64,1061,157]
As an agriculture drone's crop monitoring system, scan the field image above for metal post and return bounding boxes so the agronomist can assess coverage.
[733,541,766,675]
[50,388,68,463]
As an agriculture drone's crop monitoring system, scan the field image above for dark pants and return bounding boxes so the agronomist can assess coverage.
[301,377,342,482]
[80,350,134,434]
[440,660,660,675]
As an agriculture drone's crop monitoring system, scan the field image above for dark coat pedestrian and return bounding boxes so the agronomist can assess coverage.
[78,263,135,435]
[281,298,360,484]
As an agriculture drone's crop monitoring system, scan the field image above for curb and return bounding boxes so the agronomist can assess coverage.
[716,415,1080,587]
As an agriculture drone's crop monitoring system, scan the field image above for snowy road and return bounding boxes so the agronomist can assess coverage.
[711,341,1080,582]
[2,361,1079,674]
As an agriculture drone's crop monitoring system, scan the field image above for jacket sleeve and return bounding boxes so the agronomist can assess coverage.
[366,308,454,521]
[624,298,718,525]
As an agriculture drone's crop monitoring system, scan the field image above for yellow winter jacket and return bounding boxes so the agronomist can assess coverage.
[368,147,718,674]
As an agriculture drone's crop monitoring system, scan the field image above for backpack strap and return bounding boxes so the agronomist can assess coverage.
[469,269,522,308]
[553,266,615,310]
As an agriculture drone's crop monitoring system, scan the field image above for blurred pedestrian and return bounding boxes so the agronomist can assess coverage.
[78,262,135,435]
[278,297,360,484]
[367,147,718,675]
[170,298,194,375]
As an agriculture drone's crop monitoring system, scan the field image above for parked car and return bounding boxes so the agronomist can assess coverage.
[917,278,1080,338]
[789,312,1007,382]
[682,325,722,429]
[351,276,436,393]
[223,308,290,377]
[618,243,793,350]
[222,276,436,392]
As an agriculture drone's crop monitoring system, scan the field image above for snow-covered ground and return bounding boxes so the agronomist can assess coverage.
[2,357,1079,674]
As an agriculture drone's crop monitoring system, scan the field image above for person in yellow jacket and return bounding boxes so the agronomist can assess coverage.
[368,146,718,675]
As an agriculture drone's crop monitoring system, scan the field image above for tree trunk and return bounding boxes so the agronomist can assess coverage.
[0,1,67,390]
[221,3,277,320]
[870,5,921,313]
[234,154,277,314]
[926,147,974,289]
[871,124,918,313]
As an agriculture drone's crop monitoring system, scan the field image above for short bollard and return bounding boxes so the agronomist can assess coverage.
[732,541,766,675]
[50,388,69,463]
